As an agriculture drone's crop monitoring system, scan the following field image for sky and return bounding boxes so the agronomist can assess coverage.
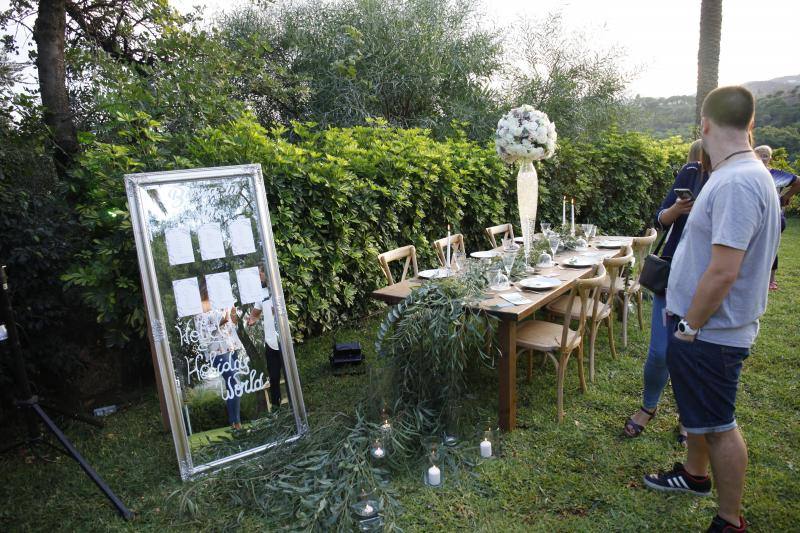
[5,0,800,98]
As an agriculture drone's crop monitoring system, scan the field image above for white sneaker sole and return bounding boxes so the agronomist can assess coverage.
[643,476,712,497]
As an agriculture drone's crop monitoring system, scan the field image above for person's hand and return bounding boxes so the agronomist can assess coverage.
[669,197,694,216]
[229,307,239,325]
[673,330,696,343]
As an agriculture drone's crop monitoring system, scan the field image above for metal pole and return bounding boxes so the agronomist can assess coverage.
[0,265,133,521]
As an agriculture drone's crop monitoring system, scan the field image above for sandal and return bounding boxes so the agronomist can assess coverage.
[623,407,656,438]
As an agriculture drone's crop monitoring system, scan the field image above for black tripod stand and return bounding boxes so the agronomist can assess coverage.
[0,265,133,520]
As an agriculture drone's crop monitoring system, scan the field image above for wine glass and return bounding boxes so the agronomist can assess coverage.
[581,223,592,238]
[548,234,561,263]
[501,250,517,277]
[540,222,551,235]
[453,251,467,273]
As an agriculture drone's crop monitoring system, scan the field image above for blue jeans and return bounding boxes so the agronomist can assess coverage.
[213,351,241,425]
[642,294,669,411]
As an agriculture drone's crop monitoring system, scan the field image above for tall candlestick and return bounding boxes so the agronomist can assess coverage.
[570,198,575,236]
[562,196,566,228]
[446,224,451,271]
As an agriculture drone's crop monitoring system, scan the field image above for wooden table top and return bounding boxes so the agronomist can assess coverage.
[371,237,632,322]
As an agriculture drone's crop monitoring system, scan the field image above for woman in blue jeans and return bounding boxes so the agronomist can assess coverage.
[623,140,709,444]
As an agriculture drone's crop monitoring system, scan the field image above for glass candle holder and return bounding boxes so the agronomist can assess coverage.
[422,437,443,487]
[379,407,392,434]
[479,430,494,459]
[370,438,386,461]
[351,489,383,531]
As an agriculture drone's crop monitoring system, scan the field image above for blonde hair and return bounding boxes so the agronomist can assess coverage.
[687,139,704,163]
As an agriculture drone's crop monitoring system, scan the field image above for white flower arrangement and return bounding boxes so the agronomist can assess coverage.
[495,105,557,163]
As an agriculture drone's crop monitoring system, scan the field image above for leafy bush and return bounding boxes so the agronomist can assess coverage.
[64,114,688,365]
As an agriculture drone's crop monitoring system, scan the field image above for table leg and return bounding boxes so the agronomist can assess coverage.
[498,318,517,431]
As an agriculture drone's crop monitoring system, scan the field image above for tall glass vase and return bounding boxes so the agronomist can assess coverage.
[517,160,538,271]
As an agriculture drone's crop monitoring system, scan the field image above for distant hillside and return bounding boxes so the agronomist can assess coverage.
[624,74,800,160]
[743,74,800,97]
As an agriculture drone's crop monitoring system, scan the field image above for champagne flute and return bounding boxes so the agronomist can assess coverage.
[548,234,561,264]
[501,250,517,278]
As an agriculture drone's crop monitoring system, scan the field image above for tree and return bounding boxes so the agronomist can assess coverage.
[506,13,630,140]
[2,0,187,180]
[32,0,79,178]
[694,0,723,130]
[219,0,503,139]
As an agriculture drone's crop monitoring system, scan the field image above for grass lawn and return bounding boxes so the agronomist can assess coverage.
[2,220,799,531]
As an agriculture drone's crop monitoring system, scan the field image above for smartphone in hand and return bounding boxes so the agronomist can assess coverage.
[674,188,694,201]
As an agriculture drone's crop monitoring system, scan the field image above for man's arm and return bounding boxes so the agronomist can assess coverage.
[679,244,745,337]
[781,178,800,206]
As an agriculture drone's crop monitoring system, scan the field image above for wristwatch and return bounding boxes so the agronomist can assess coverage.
[677,319,699,337]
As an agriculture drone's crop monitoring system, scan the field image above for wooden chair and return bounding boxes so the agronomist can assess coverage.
[484,223,515,249]
[603,230,657,347]
[517,264,606,422]
[600,244,635,352]
[377,245,419,285]
[432,233,465,267]
[546,263,613,383]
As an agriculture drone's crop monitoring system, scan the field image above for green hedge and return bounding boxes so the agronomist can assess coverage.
[64,114,688,355]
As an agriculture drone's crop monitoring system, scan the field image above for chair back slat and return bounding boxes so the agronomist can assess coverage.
[432,233,465,267]
[602,244,634,303]
[484,223,515,249]
[559,264,606,348]
[377,245,418,285]
[630,228,658,291]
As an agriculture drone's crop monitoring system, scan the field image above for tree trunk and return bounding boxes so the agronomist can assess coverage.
[33,0,79,178]
[694,0,723,133]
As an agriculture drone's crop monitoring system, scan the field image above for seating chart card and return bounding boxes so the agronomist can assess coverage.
[198,222,225,260]
[165,227,195,266]
[205,271,235,309]
[230,217,256,256]
[173,277,203,318]
[235,266,263,305]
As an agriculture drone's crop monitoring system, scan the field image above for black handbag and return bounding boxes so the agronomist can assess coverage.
[639,230,671,296]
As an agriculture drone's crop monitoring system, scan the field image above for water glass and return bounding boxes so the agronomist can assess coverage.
[501,250,517,276]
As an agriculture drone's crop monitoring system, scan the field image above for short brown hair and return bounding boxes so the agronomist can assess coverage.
[701,86,755,130]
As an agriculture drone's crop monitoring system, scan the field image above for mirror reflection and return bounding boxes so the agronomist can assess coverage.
[131,170,305,474]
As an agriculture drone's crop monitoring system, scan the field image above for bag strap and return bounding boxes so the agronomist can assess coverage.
[652,228,669,256]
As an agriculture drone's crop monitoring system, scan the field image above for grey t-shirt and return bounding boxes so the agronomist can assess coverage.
[666,158,781,348]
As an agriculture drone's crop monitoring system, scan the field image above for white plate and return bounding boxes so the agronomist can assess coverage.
[574,246,590,252]
[514,237,525,244]
[418,268,452,279]
[562,257,597,268]
[596,240,623,249]
[517,276,561,291]
[470,250,499,259]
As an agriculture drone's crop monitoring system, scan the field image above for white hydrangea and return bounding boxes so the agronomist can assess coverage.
[495,105,558,163]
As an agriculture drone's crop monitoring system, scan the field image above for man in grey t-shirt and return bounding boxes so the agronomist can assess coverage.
[643,87,781,533]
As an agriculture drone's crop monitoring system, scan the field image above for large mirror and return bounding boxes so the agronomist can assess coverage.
[125,164,307,480]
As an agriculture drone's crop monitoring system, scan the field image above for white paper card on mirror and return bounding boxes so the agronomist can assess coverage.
[236,266,263,305]
[198,222,225,260]
[164,227,195,265]
[230,217,256,256]
[173,277,203,318]
[206,272,235,309]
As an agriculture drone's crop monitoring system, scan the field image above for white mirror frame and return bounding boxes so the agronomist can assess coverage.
[125,164,308,480]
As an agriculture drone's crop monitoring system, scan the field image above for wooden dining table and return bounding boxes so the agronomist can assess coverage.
[370,236,633,431]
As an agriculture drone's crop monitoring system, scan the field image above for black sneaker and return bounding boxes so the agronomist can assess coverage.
[643,462,712,496]
[707,514,746,532]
